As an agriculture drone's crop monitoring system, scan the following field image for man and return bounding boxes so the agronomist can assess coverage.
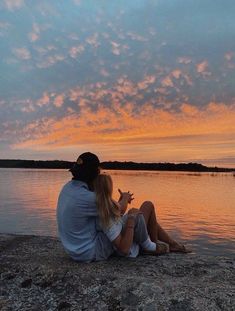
[57,152,115,262]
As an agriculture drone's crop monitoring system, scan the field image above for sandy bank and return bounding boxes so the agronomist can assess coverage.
[0,234,234,310]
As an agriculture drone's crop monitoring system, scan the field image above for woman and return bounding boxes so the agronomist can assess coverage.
[93,174,191,258]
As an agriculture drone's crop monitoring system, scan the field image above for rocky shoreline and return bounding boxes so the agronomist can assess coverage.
[0,234,234,311]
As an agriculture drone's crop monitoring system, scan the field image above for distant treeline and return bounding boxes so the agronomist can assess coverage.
[0,159,73,169]
[0,159,234,172]
[101,161,235,172]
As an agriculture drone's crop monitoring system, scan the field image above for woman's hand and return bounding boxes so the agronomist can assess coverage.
[118,189,134,204]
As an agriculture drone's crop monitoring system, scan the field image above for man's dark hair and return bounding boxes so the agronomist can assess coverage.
[70,152,100,185]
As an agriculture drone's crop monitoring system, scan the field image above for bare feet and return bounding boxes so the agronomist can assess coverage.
[156,241,170,254]
[169,243,192,253]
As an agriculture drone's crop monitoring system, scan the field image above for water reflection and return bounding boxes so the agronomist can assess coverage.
[0,169,69,236]
[0,168,234,256]
[110,170,235,256]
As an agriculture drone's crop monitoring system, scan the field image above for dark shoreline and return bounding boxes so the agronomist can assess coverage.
[0,233,234,310]
[0,159,235,173]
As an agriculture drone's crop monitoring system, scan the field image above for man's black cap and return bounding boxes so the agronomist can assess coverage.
[76,152,100,167]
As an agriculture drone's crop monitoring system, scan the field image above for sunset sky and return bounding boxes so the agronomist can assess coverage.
[0,0,235,167]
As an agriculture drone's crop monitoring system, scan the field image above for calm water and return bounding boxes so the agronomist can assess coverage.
[0,168,234,257]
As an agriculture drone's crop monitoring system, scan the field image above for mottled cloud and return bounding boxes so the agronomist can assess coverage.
[196,60,211,77]
[37,93,50,107]
[126,32,147,42]
[86,33,99,49]
[69,45,85,58]
[1,0,235,165]
[13,47,31,60]
[137,75,156,90]
[73,0,81,5]
[2,82,235,165]
[224,52,235,69]
[110,41,129,56]
[111,41,121,56]
[53,95,64,108]
[4,0,24,11]
[178,57,192,64]
[0,22,10,37]
[161,69,192,88]
[36,54,65,69]
[100,68,110,77]
[224,52,233,61]
[28,23,40,42]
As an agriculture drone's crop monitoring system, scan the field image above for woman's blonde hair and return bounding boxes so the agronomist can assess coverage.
[93,174,120,228]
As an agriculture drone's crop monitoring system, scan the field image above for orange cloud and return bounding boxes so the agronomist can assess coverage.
[12,101,235,165]
[196,60,211,77]
[7,72,234,165]
[161,76,174,87]
[171,70,181,79]
[180,103,199,116]
[53,95,64,108]
[137,75,156,90]
[115,78,137,97]
[37,93,50,107]
[197,61,208,73]
[161,70,192,88]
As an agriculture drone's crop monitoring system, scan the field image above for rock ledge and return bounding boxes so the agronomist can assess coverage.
[0,234,234,311]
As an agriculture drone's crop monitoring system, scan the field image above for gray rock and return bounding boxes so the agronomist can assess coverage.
[0,234,234,311]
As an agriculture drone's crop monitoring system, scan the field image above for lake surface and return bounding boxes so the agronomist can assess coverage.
[0,168,234,257]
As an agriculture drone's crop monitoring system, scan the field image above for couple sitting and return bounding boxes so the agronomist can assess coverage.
[57,152,190,262]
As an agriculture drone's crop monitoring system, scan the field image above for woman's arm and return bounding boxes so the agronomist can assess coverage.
[118,189,134,215]
[112,209,140,256]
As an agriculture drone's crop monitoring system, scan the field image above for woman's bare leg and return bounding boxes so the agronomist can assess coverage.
[139,201,184,250]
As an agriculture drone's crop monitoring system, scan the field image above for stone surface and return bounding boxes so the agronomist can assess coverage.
[0,234,234,311]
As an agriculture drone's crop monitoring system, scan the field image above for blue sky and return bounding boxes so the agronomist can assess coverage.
[0,0,235,166]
